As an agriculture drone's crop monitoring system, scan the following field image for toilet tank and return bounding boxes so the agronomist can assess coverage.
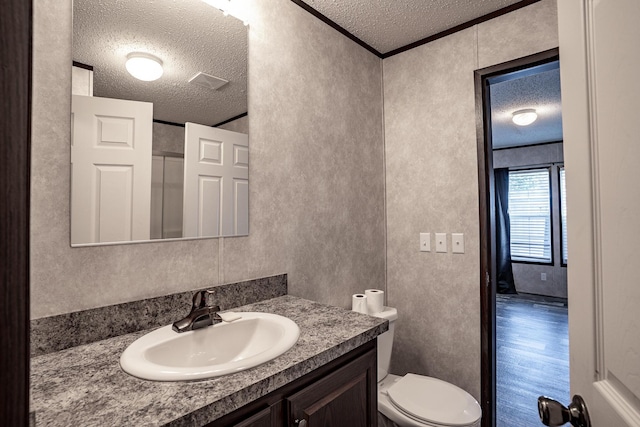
[371,307,397,381]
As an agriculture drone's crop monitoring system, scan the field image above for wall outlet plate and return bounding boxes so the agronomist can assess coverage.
[452,233,464,254]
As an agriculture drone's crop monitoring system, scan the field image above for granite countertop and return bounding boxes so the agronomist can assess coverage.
[30,295,387,427]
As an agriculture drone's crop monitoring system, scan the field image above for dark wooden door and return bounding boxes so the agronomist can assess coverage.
[232,402,282,427]
[286,349,377,427]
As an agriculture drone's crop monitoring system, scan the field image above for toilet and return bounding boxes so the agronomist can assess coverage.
[373,307,482,427]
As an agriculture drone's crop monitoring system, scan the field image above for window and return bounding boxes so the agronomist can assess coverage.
[559,167,567,264]
[508,168,552,263]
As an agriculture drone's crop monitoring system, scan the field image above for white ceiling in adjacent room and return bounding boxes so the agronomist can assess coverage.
[489,61,563,149]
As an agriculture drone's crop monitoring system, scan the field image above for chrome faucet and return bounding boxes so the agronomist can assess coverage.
[172,289,222,333]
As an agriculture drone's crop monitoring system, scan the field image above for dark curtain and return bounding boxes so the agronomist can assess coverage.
[495,168,517,294]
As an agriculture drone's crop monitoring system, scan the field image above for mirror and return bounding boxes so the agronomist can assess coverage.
[71,0,248,246]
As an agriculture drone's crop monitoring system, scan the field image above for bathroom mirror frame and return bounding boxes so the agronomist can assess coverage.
[70,0,249,247]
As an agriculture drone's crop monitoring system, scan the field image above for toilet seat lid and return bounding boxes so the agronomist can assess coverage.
[387,374,481,426]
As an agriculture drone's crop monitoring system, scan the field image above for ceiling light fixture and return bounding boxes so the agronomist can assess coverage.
[512,108,538,126]
[125,53,164,81]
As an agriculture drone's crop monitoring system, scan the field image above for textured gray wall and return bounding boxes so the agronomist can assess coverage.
[31,0,220,318]
[30,0,385,318]
[217,115,249,134]
[382,0,558,399]
[153,122,185,154]
[494,142,566,298]
[221,1,386,306]
[152,117,249,155]
[31,0,559,403]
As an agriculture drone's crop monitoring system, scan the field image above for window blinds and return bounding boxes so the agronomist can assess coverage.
[560,167,567,264]
[508,168,552,263]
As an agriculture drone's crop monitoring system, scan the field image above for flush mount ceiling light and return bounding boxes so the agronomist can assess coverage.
[125,53,164,81]
[512,108,538,126]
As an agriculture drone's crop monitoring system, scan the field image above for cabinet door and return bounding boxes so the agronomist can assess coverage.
[286,349,377,427]
[232,402,282,427]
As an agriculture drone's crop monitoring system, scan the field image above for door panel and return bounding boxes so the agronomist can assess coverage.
[183,123,249,238]
[199,176,222,237]
[558,0,640,425]
[71,95,152,244]
[95,165,134,242]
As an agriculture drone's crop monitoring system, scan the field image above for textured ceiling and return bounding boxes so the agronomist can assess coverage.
[489,62,563,149]
[73,0,559,137]
[73,0,247,126]
[303,0,524,54]
[299,0,561,148]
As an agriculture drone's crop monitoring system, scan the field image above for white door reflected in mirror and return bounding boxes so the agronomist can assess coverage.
[71,95,153,245]
[71,0,249,246]
[71,96,249,246]
[183,123,249,238]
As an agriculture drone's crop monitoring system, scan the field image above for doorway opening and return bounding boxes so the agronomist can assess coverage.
[475,48,569,427]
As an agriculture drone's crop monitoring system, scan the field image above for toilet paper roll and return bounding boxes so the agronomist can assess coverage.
[351,294,369,314]
[365,289,384,314]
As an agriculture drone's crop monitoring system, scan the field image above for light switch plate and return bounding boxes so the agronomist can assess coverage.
[452,233,465,254]
[420,233,431,252]
[435,233,447,253]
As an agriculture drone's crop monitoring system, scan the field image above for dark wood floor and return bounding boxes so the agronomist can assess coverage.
[496,293,569,427]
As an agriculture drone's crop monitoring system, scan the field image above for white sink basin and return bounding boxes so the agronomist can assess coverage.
[120,312,300,381]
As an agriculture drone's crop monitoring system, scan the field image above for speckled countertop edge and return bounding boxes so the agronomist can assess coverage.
[30,295,387,427]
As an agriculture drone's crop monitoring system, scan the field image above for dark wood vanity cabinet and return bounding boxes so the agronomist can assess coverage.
[230,403,282,427]
[208,340,377,427]
[285,348,374,427]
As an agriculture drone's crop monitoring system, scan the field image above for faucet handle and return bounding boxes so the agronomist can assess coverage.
[192,289,215,310]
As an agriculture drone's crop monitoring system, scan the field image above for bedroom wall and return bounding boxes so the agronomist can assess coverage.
[493,142,567,298]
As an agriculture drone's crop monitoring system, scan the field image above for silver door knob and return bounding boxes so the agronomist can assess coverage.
[538,395,591,427]
[294,419,307,427]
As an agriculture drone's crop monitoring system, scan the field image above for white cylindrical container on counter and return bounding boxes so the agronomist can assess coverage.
[365,289,384,314]
[351,294,369,314]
